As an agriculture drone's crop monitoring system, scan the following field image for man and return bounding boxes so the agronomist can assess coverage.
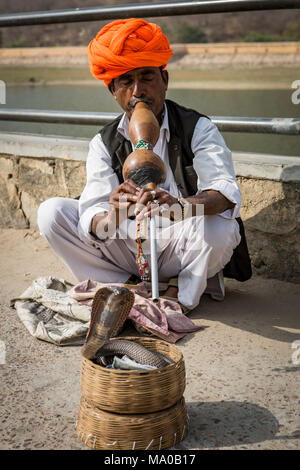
[38,18,247,312]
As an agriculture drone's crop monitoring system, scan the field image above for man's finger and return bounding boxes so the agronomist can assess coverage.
[120,180,141,194]
[119,193,138,202]
[136,202,160,220]
[111,192,138,203]
[136,190,155,207]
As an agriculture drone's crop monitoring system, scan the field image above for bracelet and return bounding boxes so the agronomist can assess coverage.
[134,139,153,150]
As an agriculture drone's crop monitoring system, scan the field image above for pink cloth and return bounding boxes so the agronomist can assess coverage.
[69,279,204,343]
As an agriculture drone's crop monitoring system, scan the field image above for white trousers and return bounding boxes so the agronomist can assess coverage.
[37,197,241,309]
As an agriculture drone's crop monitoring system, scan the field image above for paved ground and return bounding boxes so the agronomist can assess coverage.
[0,228,299,450]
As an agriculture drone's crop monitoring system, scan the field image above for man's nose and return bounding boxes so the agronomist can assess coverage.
[132,80,145,97]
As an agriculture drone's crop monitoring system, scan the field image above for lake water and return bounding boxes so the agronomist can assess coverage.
[1,85,299,156]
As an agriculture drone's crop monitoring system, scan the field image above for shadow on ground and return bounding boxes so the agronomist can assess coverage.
[186,276,300,344]
[179,400,298,449]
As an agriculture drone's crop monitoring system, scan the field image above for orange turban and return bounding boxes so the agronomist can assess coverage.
[87,18,173,86]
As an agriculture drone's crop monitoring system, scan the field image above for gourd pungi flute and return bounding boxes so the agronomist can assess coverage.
[122,102,166,301]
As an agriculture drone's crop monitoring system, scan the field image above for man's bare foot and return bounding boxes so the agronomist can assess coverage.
[163,286,178,299]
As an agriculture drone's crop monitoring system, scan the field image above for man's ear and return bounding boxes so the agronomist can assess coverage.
[108,80,115,95]
[161,69,169,89]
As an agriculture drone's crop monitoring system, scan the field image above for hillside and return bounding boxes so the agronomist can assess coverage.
[1,0,300,47]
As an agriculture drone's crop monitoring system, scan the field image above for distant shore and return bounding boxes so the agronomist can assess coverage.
[1,66,298,90]
[0,43,299,90]
[0,42,299,66]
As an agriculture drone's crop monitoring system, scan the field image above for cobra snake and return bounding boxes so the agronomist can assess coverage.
[82,286,170,368]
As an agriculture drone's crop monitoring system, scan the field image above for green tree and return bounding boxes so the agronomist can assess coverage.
[6,40,30,48]
[244,31,279,42]
[282,20,300,41]
[175,23,208,43]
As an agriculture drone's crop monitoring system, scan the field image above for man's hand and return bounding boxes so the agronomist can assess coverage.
[109,179,140,213]
[91,179,141,239]
[135,187,178,220]
[186,190,235,216]
[108,178,141,227]
[92,185,235,239]
[135,188,235,221]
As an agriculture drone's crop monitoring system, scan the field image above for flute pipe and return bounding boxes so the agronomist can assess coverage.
[149,216,159,301]
[146,182,159,300]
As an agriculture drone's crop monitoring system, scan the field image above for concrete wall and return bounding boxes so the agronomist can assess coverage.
[0,132,299,283]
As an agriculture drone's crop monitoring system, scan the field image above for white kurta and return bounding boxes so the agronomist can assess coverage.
[38,103,242,309]
[77,103,241,246]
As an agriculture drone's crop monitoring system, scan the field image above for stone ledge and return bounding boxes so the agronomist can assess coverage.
[1,132,299,181]
[0,132,89,161]
[232,151,300,182]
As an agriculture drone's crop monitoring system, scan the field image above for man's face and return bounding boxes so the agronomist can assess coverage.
[108,67,168,122]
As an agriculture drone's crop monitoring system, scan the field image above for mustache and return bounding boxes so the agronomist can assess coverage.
[129,97,153,109]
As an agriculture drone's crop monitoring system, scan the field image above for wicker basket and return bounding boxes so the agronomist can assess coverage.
[80,336,186,414]
[76,396,188,450]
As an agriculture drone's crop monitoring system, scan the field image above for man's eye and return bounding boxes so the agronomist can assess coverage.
[120,79,132,86]
[143,75,154,81]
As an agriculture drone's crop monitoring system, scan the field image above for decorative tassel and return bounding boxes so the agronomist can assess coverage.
[136,220,150,281]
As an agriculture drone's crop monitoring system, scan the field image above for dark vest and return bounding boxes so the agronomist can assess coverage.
[100,99,252,282]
